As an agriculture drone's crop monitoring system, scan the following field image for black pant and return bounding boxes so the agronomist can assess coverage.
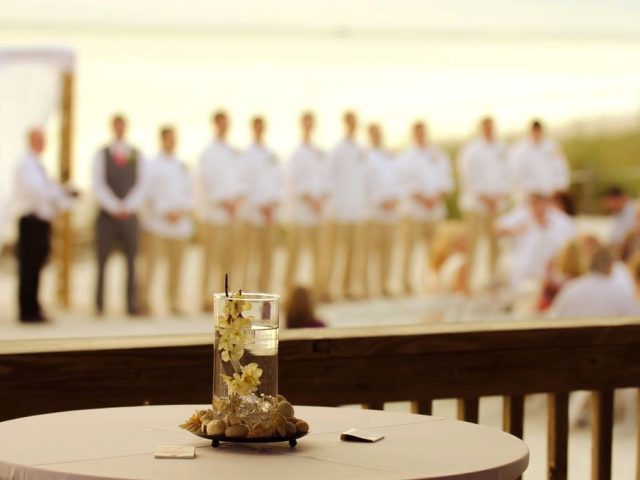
[95,211,139,314]
[17,215,51,321]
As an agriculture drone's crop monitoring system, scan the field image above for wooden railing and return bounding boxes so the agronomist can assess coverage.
[2,318,640,479]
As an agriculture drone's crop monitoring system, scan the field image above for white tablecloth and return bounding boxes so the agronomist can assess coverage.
[0,405,528,480]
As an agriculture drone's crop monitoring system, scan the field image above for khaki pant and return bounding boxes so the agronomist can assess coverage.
[201,223,234,308]
[364,222,395,295]
[140,232,187,313]
[246,223,277,292]
[324,222,367,297]
[234,221,251,288]
[401,219,437,292]
[467,211,499,283]
[285,224,323,295]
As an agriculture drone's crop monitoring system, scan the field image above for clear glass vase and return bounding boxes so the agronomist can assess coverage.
[213,292,279,404]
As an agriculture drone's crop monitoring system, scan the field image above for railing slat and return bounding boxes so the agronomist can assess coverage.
[411,400,433,416]
[457,397,479,423]
[591,390,614,480]
[503,395,525,439]
[637,389,640,480]
[548,392,569,480]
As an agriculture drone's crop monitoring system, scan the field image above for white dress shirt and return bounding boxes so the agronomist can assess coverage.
[457,137,510,214]
[92,141,146,215]
[241,143,283,227]
[365,148,402,223]
[141,153,194,239]
[195,139,247,225]
[508,137,570,198]
[550,272,639,318]
[610,200,636,246]
[14,152,73,221]
[328,138,368,223]
[399,144,453,222]
[287,142,330,227]
[498,206,576,286]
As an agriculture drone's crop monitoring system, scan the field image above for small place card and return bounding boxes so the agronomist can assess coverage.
[154,445,196,459]
[340,428,385,443]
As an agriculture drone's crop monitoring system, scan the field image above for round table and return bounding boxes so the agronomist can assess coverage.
[0,405,528,480]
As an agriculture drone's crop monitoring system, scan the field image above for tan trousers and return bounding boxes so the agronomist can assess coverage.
[201,223,234,308]
[467,211,499,282]
[285,225,323,295]
[234,222,251,288]
[246,224,277,292]
[140,232,187,312]
[324,222,367,297]
[401,219,437,292]
[364,222,395,295]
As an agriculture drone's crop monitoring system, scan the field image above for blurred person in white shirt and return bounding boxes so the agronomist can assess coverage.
[139,126,194,315]
[398,121,454,294]
[14,128,76,322]
[457,116,510,284]
[284,112,330,297]
[93,114,146,316]
[363,123,401,297]
[242,116,283,291]
[324,111,368,299]
[508,120,570,202]
[550,247,638,318]
[603,186,636,251]
[195,110,246,310]
[496,193,576,289]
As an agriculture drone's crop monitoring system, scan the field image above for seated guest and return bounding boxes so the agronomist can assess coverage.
[285,287,326,329]
[584,234,635,298]
[14,128,76,322]
[603,185,636,250]
[496,193,576,289]
[619,201,640,261]
[431,227,471,294]
[628,252,640,298]
[537,240,586,311]
[549,247,638,318]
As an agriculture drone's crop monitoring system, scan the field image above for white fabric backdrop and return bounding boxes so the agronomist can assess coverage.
[0,47,74,247]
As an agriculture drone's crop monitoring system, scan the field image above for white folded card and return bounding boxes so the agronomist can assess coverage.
[154,445,196,459]
[340,428,385,443]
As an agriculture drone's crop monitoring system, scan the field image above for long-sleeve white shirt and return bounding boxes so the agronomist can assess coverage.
[328,138,368,223]
[92,141,146,215]
[457,137,510,214]
[610,200,636,246]
[141,153,194,239]
[365,148,402,223]
[507,137,570,199]
[195,139,247,225]
[287,142,330,227]
[399,144,453,222]
[497,205,576,286]
[241,143,283,227]
[549,272,639,318]
[14,152,73,221]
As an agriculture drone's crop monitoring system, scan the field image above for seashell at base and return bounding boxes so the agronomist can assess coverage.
[206,419,226,436]
[295,420,309,434]
[225,425,249,438]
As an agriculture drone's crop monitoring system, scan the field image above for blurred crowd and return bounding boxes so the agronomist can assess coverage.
[8,110,640,323]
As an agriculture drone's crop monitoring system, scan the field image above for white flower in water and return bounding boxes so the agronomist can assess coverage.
[222,363,263,397]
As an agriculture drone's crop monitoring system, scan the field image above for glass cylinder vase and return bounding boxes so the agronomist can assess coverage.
[213,292,279,404]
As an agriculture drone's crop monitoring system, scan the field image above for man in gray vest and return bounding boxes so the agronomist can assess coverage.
[92,114,146,315]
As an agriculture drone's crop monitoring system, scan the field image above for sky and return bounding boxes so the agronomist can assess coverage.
[2,0,640,36]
